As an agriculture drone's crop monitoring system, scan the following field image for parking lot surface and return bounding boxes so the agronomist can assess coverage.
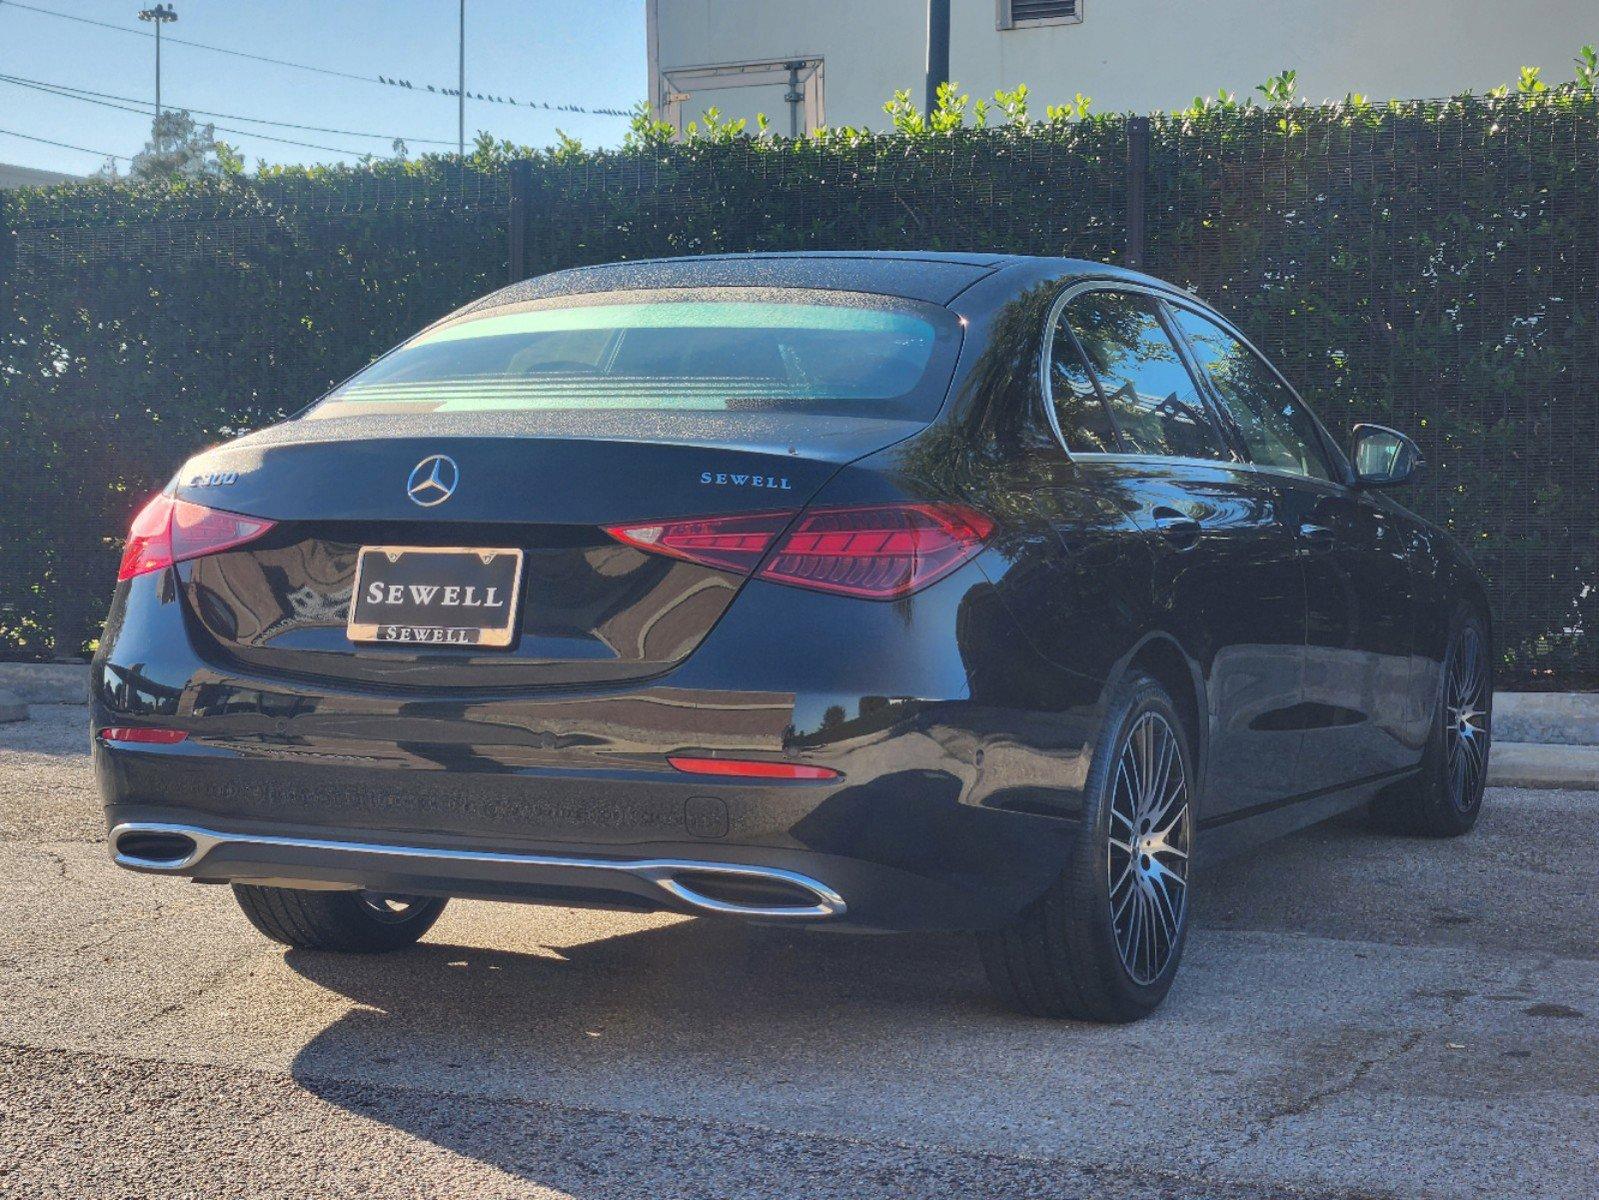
[2,704,1595,1199]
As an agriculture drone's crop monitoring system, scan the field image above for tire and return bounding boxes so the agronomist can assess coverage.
[232,884,447,952]
[979,672,1195,1022]
[1371,611,1492,838]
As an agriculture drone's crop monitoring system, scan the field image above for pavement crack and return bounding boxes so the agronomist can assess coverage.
[1239,1027,1429,1155]
[1227,982,1479,1159]
[39,848,69,880]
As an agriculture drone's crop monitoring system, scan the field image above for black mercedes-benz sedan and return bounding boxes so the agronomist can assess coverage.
[93,252,1493,1022]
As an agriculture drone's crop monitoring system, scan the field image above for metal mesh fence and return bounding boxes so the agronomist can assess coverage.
[1145,96,1598,681]
[1,95,1594,681]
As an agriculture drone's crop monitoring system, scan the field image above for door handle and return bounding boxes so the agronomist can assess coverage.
[1298,522,1335,551]
[1152,507,1203,550]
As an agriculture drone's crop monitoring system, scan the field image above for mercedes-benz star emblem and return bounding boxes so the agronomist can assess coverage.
[406,454,458,507]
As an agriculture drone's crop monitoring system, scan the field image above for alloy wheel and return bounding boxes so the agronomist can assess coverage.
[1108,711,1192,985]
[1444,625,1490,811]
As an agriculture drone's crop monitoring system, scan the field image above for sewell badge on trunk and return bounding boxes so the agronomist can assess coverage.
[347,546,524,647]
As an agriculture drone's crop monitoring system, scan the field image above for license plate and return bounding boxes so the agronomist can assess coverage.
[347,546,524,647]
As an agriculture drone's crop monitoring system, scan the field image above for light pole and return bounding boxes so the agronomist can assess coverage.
[138,4,178,153]
[924,0,950,116]
[457,0,466,159]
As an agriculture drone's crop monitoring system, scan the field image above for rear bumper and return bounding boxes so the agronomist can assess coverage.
[92,561,1106,931]
[96,733,1079,930]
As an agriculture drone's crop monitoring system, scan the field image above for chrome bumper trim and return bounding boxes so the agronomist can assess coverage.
[107,821,846,920]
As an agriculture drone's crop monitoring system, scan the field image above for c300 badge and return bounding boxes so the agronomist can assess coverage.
[188,470,240,487]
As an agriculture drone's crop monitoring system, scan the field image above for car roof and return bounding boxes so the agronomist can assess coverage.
[467,251,1155,310]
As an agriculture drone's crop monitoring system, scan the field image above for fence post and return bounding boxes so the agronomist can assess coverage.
[1124,115,1149,270]
[507,159,532,285]
[0,191,12,336]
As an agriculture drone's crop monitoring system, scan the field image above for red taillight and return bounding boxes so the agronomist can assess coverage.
[606,502,993,601]
[118,494,178,581]
[667,755,840,780]
[97,727,188,745]
[759,503,994,599]
[605,510,796,575]
[117,494,276,581]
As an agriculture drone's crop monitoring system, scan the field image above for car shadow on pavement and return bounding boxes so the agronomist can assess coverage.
[280,918,1012,1191]
[274,809,1420,1194]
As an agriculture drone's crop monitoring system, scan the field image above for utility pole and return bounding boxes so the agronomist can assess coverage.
[924,0,950,116]
[138,5,178,154]
[457,0,466,159]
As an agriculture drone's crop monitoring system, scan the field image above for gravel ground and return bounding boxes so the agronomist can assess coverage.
[2,704,1595,1199]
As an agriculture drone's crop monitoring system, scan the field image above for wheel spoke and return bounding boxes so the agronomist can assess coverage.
[1120,890,1140,960]
[1149,874,1179,940]
[1148,732,1175,819]
[1112,857,1135,895]
[1111,797,1135,831]
[1140,900,1153,980]
[1464,735,1485,791]
[1135,719,1153,808]
[1150,795,1187,840]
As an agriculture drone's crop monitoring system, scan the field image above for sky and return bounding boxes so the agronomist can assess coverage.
[0,0,647,176]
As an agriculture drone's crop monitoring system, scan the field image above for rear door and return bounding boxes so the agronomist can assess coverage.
[1166,304,1417,792]
[1051,288,1307,820]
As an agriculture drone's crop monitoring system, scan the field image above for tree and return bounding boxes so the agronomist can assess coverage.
[128,110,242,181]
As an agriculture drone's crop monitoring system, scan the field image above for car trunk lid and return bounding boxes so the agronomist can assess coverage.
[172,412,922,690]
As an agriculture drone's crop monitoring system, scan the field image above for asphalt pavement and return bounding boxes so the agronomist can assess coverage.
[2,703,1595,1199]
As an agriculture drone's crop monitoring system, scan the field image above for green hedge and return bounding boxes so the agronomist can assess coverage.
[2,85,1594,679]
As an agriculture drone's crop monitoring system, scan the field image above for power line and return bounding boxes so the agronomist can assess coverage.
[0,75,372,157]
[0,72,456,146]
[2,0,633,118]
[3,0,377,83]
[0,125,125,161]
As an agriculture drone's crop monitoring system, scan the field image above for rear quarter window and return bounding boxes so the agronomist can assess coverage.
[1065,290,1229,462]
[1045,306,1119,453]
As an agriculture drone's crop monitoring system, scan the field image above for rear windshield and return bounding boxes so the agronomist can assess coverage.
[308,288,962,422]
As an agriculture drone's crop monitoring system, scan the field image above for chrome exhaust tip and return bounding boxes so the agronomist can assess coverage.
[650,866,846,919]
[111,825,219,871]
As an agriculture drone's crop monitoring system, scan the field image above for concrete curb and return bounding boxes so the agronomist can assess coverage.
[1494,692,1599,746]
[0,663,89,706]
[1487,742,1599,791]
[0,689,26,724]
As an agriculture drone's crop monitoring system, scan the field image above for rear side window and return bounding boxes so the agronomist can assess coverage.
[1168,307,1334,481]
[310,289,962,423]
[1045,312,1119,452]
[1064,291,1228,461]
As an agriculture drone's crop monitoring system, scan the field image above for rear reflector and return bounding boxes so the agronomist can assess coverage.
[98,727,189,745]
[607,502,993,600]
[668,755,840,781]
[118,494,276,581]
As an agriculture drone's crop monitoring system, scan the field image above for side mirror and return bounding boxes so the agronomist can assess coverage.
[1350,423,1425,488]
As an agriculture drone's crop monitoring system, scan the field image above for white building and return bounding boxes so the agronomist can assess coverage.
[0,161,79,190]
[646,0,1594,135]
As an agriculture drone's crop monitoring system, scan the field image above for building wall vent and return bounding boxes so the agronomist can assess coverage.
[999,0,1081,28]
